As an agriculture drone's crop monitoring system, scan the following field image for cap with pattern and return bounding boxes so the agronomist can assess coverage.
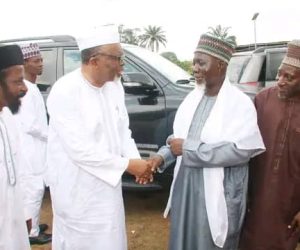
[20,43,41,59]
[195,34,235,64]
[282,40,300,68]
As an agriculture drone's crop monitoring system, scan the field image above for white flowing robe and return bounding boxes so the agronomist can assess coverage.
[46,69,140,250]
[0,107,30,250]
[14,79,48,236]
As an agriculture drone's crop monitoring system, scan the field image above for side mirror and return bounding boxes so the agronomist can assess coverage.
[121,72,157,95]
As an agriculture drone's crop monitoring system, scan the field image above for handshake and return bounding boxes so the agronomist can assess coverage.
[126,156,164,185]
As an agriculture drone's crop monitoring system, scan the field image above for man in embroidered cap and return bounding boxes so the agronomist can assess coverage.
[46,24,153,250]
[14,43,51,245]
[240,40,300,250]
[148,33,265,250]
[0,44,30,249]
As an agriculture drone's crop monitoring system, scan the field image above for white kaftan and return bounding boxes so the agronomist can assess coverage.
[46,69,140,250]
[14,79,48,236]
[0,107,30,250]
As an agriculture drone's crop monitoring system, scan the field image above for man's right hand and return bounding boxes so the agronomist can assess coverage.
[147,155,164,172]
[126,159,153,184]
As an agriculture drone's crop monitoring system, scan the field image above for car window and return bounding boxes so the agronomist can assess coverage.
[227,55,251,83]
[240,55,265,84]
[64,50,81,74]
[124,45,191,83]
[266,51,286,81]
[123,60,141,73]
[37,49,56,87]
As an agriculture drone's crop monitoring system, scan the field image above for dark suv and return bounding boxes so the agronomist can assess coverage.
[233,46,287,99]
[1,36,194,191]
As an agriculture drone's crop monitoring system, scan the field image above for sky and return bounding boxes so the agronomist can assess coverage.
[1,0,300,60]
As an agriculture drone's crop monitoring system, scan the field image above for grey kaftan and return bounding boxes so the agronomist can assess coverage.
[158,95,258,250]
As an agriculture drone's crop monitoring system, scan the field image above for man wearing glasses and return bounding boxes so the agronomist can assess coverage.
[46,24,153,250]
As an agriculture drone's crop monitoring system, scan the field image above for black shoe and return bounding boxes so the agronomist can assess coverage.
[39,223,49,233]
[29,232,52,245]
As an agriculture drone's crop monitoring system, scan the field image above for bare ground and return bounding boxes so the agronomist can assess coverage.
[32,190,299,250]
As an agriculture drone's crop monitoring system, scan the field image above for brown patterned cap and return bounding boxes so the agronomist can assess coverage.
[195,34,235,64]
[282,40,300,68]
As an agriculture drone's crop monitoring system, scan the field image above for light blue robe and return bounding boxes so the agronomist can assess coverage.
[158,95,259,250]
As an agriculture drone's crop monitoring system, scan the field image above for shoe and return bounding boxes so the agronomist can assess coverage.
[29,232,52,245]
[39,223,49,233]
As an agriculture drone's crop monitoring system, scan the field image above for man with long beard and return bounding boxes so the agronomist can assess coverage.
[0,44,29,249]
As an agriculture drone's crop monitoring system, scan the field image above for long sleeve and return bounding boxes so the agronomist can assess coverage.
[156,135,176,172]
[183,140,259,168]
[47,82,129,187]
[16,83,47,141]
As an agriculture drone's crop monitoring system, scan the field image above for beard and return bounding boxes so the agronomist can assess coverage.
[3,89,26,114]
[7,99,21,114]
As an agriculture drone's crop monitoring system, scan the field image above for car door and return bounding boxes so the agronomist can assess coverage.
[122,56,167,158]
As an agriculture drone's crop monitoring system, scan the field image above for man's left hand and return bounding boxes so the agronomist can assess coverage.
[168,138,184,156]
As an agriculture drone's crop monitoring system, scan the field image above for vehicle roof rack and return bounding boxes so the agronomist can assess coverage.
[253,44,287,53]
[236,41,288,52]
[0,35,75,44]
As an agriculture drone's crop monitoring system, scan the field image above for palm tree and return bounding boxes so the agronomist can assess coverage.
[118,25,141,45]
[139,25,167,52]
[207,25,237,46]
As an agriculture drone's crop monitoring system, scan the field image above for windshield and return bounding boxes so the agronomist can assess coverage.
[123,45,192,84]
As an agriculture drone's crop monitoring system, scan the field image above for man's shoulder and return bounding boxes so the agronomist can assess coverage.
[256,86,277,98]
[51,69,81,92]
[255,86,277,102]
[48,69,82,103]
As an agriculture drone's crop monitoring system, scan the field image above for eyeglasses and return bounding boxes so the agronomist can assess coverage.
[92,52,125,63]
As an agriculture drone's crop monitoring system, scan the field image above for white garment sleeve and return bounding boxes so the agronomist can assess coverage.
[47,87,129,187]
[17,88,47,141]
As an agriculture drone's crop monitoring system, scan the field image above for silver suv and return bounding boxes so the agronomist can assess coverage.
[233,46,287,99]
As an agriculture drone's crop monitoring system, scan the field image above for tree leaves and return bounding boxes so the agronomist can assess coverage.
[119,25,167,52]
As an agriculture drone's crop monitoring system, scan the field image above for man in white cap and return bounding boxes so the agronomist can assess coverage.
[46,24,153,249]
[0,44,30,249]
[14,43,51,245]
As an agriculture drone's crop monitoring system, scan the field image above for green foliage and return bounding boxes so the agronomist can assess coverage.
[207,25,237,46]
[160,52,178,63]
[160,52,193,74]
[177,60,193,74]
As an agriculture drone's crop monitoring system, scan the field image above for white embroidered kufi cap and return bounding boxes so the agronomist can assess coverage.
[76,24,120,51]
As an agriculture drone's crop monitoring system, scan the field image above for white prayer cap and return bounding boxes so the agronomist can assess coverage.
[76,24,120,51]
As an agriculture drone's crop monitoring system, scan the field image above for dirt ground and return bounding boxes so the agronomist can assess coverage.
[32,190,170,250]
[32,190,300,250]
